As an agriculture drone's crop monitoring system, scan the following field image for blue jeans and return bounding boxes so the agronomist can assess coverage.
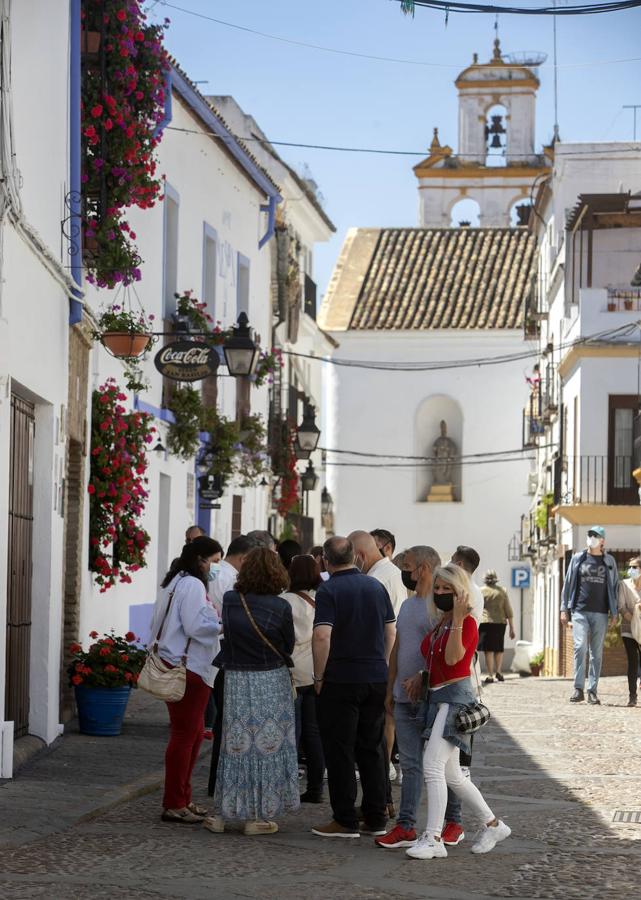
[572,611,609,693]
[394,702,462,829]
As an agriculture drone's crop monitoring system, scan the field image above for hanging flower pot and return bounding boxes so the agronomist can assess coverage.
[81,28,101,55]
[101,331,151,359]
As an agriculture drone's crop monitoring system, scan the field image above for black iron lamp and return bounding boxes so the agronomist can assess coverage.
[222,312,259,376]
[321,487,333,517]
[153,439,166,458]
[196,445,216,476]
[296,403,321,453]
[300,460,319,493]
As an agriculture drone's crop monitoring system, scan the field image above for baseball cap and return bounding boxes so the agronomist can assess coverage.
[587,526,606,539]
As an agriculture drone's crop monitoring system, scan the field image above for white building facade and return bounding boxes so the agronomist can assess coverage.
[523,143,641,675]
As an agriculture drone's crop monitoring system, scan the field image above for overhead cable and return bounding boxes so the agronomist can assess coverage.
[399,0,641,15]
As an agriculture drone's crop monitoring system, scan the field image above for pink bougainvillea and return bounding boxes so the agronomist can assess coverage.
[88,378,155,591]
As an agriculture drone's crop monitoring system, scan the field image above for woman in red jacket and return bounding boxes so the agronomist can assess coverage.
[406,563,511,860]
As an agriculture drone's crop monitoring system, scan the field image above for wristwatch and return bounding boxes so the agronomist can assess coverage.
[312,673,324,683]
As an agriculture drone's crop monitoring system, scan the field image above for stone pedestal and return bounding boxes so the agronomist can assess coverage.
[427,483,454,503]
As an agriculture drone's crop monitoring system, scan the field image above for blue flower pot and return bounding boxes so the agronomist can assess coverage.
[74,685,131,736]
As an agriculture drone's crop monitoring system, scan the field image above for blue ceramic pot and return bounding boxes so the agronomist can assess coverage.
[74,685,131,736]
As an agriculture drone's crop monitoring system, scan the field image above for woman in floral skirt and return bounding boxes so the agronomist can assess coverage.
[204,547,299,836]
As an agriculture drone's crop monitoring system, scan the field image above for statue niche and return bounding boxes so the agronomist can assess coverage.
[427,419,457,502]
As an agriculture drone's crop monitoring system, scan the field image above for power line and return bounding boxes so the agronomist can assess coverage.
[155,1,641,70]
[320,444,554,460]
[166,124,641,158]
[324,456,534,468]
[400,0,641,15]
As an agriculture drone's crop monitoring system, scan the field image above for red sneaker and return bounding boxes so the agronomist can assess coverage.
[202,729,213,741]
[441,822,465,846]
[374,824,417,849]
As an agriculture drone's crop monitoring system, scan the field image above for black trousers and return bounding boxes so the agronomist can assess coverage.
[623,636,641,697]
[207,668,225,797]
[317,681,387,830]
[295,685,325,797]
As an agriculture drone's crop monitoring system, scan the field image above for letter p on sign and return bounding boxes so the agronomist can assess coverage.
[511,566,531,589]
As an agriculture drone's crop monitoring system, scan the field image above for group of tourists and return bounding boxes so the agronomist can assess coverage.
[149,524,514,860]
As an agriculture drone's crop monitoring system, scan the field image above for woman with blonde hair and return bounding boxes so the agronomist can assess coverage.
[407,563,510,860]
[205,547,299,836]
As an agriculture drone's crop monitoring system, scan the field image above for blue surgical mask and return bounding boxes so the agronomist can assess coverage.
[628,567,639,580]
[208,562,221,583]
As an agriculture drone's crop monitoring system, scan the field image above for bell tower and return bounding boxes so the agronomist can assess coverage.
[414,40,551,228]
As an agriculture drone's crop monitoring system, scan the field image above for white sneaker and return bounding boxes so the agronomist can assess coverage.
[471,820,511,854]
[406,832,448,860]
[202,815,225,834]
[388,761,397,782]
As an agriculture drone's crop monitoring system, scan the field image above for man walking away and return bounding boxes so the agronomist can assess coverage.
[312,537,396,838]
[561,526,619,705]
[451,546,484,623]
[371,528,396,561]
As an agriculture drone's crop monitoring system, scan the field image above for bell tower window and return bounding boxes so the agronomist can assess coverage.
[485,105,507,167]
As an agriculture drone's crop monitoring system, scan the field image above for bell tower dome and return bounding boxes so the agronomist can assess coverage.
[414,40,551,228]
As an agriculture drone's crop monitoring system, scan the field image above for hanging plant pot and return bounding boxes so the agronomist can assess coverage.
[75,685,131,736]
[81,29,101,55]
[101,332,151,359]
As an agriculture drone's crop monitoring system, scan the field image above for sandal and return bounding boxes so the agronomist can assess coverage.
[161,808,203,824]
[187,802,208,817]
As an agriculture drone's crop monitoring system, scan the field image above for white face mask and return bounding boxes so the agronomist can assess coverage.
[587,536,602,550]
[207,562,221,582]
[628,567,640,580]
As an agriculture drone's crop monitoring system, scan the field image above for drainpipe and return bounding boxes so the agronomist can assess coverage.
[68,0,83,325]
[258,194,277,250]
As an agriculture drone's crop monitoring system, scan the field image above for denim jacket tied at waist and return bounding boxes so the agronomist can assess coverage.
[421,677,477,754]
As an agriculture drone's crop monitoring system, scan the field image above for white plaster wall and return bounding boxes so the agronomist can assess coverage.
[325,329,531,645]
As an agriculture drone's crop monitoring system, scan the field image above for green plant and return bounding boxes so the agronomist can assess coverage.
[534,492,554,531]
[93,302,154,336]
[235,414,270,485]
[122,360,149,393]
[167,386,207,460]
[530,650,545,668]
[68,630,147,688]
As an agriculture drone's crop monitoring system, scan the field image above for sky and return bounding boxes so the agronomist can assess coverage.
[147,0,641,298]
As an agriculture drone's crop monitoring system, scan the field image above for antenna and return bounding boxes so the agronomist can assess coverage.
[623,105,641,141]
[552,0,560,142]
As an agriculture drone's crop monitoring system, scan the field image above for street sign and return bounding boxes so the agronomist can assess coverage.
[511,566,531,589]
[154,340,219,382]
[199,502,221,510]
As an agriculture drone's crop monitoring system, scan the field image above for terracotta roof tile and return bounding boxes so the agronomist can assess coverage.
[346,227,535,330]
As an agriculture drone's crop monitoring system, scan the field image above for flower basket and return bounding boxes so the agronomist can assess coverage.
[101,331,151,359]
[607,301,617,312]
[75,685,131,736]
[624,299,634,311]
[529,663,542,677]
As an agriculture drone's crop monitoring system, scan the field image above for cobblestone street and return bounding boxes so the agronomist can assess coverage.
[1,675,639,900]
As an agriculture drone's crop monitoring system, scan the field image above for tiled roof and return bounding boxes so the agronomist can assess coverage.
[319,227,535,331]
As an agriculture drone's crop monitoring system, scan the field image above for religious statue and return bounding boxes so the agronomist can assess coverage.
[432,420,457,485]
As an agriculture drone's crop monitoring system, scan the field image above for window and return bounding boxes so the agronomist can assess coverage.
[163,185,179,319]
[608,395,639,504]
[202,224,218,324]
[237,253,250,316]
[485,104,507,168]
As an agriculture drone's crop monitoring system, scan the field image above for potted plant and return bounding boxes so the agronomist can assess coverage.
[607,299,617,312]
[167,386,208,460]
[624,297,634,311]
[530,650,545,677]
[93,303,154,359]
[68,630,147,735]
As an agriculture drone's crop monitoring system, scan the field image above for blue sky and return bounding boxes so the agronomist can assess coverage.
[149,0,641,297]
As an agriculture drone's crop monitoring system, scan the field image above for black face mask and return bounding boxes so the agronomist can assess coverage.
[402,570,418,591]
[434,592,455,612]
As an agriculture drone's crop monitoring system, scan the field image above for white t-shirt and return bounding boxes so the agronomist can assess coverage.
[208,559,238,615]
[368,556,408,617]
[469,581,484,624]
[281,588,316,687]
[150,574,221,686]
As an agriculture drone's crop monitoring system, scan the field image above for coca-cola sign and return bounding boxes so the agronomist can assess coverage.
[154,340,219,382]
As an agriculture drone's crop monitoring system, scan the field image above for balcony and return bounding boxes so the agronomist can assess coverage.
[553,454,641,525]
[605,287,641,313]
[304,274,317,320]
[522,377,558,448]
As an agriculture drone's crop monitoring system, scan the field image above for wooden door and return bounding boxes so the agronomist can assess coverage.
[5,394,35,739]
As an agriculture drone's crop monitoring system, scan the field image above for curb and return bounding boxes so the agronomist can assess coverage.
[77,768,165,822]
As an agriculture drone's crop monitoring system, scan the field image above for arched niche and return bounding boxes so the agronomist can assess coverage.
[449,196,480,228]
[485,103,508,167]
[415,395,463,503]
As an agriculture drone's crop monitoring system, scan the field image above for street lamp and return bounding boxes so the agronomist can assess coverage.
[321,487,333,517]
[222,311,260,376]
[296,403,321,453]
[294,438,312,461]
[300,460,319,517]
[152,439,166,458]
[196,446,216,476]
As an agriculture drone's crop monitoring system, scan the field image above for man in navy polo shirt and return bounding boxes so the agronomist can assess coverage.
[311,536,396,839]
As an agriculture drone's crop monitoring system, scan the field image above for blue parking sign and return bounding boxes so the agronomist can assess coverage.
[511,566,531,589]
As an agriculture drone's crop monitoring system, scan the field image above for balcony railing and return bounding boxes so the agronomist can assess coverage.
[554,455,638,506]
[304,274,317,320]
[522,378,558,448]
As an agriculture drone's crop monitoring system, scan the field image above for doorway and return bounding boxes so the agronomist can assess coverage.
[5,394,35,739]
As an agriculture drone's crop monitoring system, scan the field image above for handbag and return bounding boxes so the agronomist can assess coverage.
[138,577,191,703]
[238,592,297,698]
[424,622,491,735]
